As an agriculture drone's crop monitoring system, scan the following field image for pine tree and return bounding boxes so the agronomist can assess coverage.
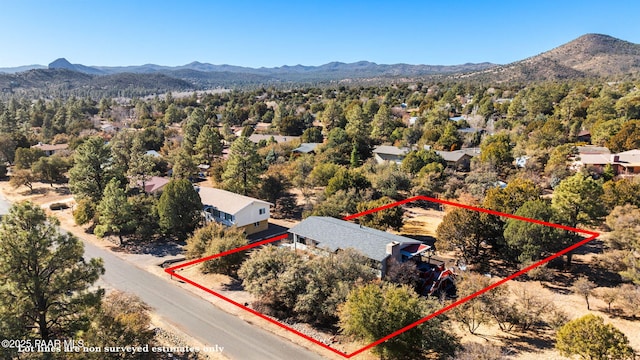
[222,136,262,196]
[157,178,202,240]
[0,202,104,346]
[126,137,157,191]
[94,179,134,241]
[69,136,112,202]
[194,124,223,165]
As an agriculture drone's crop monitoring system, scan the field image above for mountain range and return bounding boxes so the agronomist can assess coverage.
[1,33,639,97]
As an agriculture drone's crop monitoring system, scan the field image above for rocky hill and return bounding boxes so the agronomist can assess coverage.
[459,34,640,82]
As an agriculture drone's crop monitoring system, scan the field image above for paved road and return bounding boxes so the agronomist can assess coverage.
[83,241,325,360]
[0,195,325,359]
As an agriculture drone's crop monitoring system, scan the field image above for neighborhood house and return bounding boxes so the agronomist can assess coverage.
[31,142,69,156]
[372,145,480,170]
[288,216,431,277]
[574,149,640,176]
[140,176,170,194]
[196,186,272,235]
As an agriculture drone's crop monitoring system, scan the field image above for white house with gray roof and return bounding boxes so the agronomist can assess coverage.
[372,145,410,164]
[196,186,273,235]
[288,216,431,277]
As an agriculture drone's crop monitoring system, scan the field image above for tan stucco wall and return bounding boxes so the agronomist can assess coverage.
[239,219,269,235]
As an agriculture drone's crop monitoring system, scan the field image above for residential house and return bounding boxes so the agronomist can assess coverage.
[576,130,591,143]
[31,142,69,156]
[197,164,210,179]
[99,122,118,134]
[575,149,640,176]
[435,148,480,170]
[288,216,430,277]
[292,143,321,154]
[515,156,530,168]
[140,176,170,194]
[372,145,410,164]
[576,145,610,155]
[197,186,272,235]
[372,145,480,170]
[254,122,271,133]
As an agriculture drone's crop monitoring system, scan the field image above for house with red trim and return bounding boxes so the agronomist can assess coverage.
[574,149,640,176]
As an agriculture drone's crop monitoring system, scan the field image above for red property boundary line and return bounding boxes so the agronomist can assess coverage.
[165,195,600,358]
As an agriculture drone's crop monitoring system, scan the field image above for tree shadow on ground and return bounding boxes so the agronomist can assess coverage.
[221,278,244,291]
[20,188,47,195]
[54,186,70,195]
[497,331,556,356]
[401,234,437,247]
[247,223,290,243]
[571,238,604,255]
[113,238,184,257]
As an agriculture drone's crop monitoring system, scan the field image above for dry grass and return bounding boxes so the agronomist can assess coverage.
[400,206,444,237]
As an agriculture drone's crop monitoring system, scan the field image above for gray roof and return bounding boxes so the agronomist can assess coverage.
[373,145,410,156]
[288,216,421,262]
[435,148,480,162]
[145,150,162,158]
[577,146,610,155]
[293,143,321,153]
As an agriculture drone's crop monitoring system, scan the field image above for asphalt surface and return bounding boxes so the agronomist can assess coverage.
[0,194,325,359]
[83,241,325,360]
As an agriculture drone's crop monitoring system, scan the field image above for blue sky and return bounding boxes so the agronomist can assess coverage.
[0,0,638,68]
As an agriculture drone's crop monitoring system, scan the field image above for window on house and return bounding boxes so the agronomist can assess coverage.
[254,222,260,227]
[259,208,266,215]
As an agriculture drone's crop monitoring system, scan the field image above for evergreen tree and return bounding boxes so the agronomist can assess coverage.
[339,283,458,359]
[222,136,262,196]
[503,200,564,263]
[157,179,202,240]
[0,202,104,346]
[94,179,134,241]
[69,136,112,202]
[182,108,207,153]
[32,155,68,186]
[194,124,223,165]
[556,314,635,360]
[126,137,157,191]
[170,147,197,179]
[185,222,248,276]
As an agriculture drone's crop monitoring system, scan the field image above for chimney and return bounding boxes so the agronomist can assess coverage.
[386,241,401,263]
[611,155,620,163]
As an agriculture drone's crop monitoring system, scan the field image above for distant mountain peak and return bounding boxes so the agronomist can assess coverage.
[47,58,105,75]
[460,33,640,82]
[48,58,74,70]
